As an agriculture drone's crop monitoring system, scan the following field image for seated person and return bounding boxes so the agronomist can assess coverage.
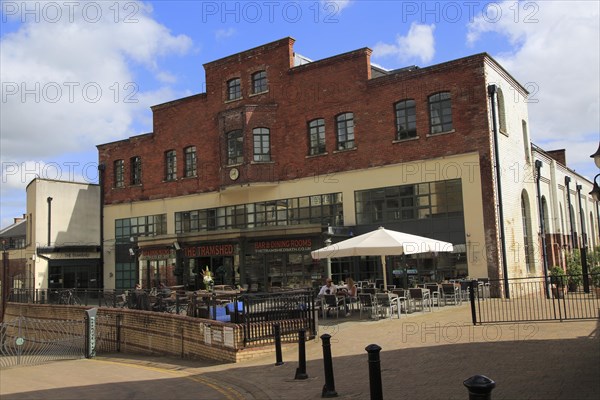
[340,278,358,316]
[318,278,338,296]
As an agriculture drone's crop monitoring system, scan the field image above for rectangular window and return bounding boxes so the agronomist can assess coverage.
[130,156,141,185]
[252,71,268,94]
[355,179,463,224]
[227,78,241,101]
[184,146,197,177]
[308,119,326,155]
[227,130,244,165]
[253,128,271,162]
[114,159,124,188]
[165,150,177,181]
[336,112,355,150]
[429,92,453,134]
[395,100,417,140]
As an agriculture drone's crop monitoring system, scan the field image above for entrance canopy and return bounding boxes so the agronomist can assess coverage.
[310,227,454,288]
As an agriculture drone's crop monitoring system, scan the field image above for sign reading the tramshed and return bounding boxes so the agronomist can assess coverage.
[254,238,312,253]
[184,244,235,258]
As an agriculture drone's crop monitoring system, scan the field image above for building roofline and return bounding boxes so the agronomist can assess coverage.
[531,143,594,184]
[289,47,372,74]
[0,218,26,236]
[25,177,100,191]
[151,93,207,111]
[203,37,295,69]
[97,132,153,149]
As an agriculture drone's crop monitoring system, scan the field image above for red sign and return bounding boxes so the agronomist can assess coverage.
[139,248,175,260]
[184,244,235,258]
[254,238,312,253]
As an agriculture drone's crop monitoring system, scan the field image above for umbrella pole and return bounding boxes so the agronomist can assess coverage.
[381,255,387,290]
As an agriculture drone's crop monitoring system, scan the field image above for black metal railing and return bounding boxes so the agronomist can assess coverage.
[471,273,600,324]
[7,288,317,347]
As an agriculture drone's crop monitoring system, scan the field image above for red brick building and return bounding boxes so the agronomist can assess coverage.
[97,37,596,292]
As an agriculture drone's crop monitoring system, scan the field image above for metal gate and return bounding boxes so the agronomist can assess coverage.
[0,314,115,368]
[470,276,600,324]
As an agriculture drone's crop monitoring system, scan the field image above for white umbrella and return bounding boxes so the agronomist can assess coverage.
[311,227,454,288]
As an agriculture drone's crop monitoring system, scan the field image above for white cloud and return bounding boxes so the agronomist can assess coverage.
[0,1,192,161]
[466,1,600,175]
[215,28,236,41]
[372,23,436,64]
[0,1,193,227]
[321,0,351,13]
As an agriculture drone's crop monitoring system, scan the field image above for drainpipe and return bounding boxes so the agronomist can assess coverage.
[46,197,53,247]
[98,164,105,289]
[576,185,590,293]
[488,84,510,298]
[535,160,550,298]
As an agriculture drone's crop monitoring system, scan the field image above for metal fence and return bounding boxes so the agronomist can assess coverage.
[7,288,317,347]
[470,274,600,324]
[0,316,85,368]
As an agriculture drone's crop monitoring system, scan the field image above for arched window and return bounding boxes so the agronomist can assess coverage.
[184,146,197,177]
[522,120,530,162]
[226,130,243,165]
[308,118,326,155]
[253,127,271,162]
[336,112,355,150]
[227,78,241,101]
[428,92,453,134]
[395,99,417,140]
[590,212,596,248]
[521,190,535,274]
[541,196,550,233]
[252,70,268,94]
[498,88,507,134]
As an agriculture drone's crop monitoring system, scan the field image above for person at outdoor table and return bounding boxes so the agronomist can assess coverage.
[341,278,358,316]
[319,278,338,296]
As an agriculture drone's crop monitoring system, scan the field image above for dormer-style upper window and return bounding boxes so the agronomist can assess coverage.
[227,78,241,101]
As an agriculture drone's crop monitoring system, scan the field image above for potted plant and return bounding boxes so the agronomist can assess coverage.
[565,250,582,292]
[549,266,565,299]
[590,264,600,298]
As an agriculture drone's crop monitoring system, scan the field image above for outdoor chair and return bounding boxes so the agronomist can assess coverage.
[425,284,442,308]
[392,289,410,313]
[441,283,460,305]
[408,288,431,312]
[375,293,400,319]
[322,294,343,319]
[358,293,378,319]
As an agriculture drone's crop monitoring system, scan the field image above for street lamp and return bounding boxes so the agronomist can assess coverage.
[591,142,600,169]
[591,174,600,202]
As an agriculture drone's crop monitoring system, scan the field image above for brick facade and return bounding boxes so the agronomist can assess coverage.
[95,37,600,293]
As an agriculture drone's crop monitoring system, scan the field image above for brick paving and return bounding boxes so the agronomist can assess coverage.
[1,303,598,399]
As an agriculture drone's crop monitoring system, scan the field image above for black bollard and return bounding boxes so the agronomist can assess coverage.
[321,334,338,398]
[274,323,284,365]
[463,375,496,400]
[365,344,383,400]
[295,329,308,380]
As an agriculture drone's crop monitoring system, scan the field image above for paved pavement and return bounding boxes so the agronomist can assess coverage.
[1,303,599,399]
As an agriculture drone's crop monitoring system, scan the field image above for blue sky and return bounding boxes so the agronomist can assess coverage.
[1,0,599,228]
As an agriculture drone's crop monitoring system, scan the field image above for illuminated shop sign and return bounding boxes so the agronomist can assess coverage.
[184,244,235,258]
[254,238,312,253]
